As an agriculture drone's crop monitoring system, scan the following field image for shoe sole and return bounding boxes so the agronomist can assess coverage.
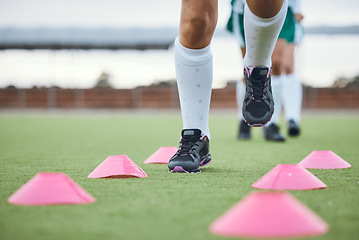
[243,114,274,127]
[169,153,212,173]
[243,118,265,127]
[169,166,200,173]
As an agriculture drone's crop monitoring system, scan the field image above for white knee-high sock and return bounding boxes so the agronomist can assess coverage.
[243,0,288,67]
[236,80,246,121]
[283,73,303,123]
[268,74,283,124]
[174,37,213,138]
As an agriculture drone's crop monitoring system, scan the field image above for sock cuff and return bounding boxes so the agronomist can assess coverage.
[244,0,288,28]
[271,74,284,84]
[237,79,245,87]
[286,73,296,78]
[286,73,299,82]
[174,37,213,66]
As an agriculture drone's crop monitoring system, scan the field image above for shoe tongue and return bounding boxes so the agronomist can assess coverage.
[251,67,269,80]
[181,129,202,139]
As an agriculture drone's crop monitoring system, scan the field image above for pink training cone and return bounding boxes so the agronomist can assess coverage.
[88,155,147,178]
[8,172,95,206]
[144,147,177,164]
[298,150,351,169]
[209,191,329,239]
[252,164,327,190]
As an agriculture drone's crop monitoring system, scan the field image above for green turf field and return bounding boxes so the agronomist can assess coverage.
[0,111,358,240]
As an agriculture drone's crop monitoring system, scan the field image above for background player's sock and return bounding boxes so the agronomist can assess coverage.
[267,74,283,125]
[236,80,246,121]
[174,37,213,138]
[283,73,303,123]
[243,0,287,67]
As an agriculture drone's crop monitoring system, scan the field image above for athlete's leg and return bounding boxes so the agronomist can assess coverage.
[236,47,246,121]
[175,0,218,137]
[268,39,286,125]
[263,39,286,141]
[230,6,251,139]
[243,0,287,68]
[241,0,287,127]
[169,0,217,172]
[282,43,302,135]
[179,0,218,49]
[283,43,295,75]
[236,47,252,139]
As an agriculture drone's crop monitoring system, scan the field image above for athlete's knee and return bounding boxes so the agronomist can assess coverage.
[271,55,282,75]
[182,11,215,37]
[180,4,217,48]
[283,64,294,75]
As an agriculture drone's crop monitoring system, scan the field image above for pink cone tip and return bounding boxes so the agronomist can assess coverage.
[8,172,95,206]
[298,151,351,169]
[144,147,177,164]
[88,155,147,178]
[209,191,329,239]
[252,164,327,190]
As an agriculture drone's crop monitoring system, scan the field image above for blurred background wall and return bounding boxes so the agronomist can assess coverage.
[0,0,358,110]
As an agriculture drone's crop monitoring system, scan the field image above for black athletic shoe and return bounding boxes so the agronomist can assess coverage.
[242,67,274,127]
[264,123,285,142]
[238,119,251,139]
[168,129,211,173]
[288,119,300,137]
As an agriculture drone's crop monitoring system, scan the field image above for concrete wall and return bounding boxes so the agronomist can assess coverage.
[1,86,358,109]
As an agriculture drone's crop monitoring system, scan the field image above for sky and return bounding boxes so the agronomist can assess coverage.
[0,0,359,29]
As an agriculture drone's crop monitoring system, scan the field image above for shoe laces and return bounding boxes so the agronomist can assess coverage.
[250,78,266,101]
[177,136,200,156]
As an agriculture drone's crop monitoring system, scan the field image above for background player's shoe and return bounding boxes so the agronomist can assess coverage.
[288,119,300,137]
[238,119,251,140]
[264,123,286,142]
[168,129,211,173]
[242,67,274,127]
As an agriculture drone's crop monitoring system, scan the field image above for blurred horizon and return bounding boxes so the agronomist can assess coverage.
[1,34,358,89]
[0,0,358,89]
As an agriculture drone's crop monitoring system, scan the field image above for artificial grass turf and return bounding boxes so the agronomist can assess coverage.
[0,111,358,240]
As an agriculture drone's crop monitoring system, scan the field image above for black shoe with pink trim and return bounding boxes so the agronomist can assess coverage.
[168,129,211,173]
[242,66,274,127]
